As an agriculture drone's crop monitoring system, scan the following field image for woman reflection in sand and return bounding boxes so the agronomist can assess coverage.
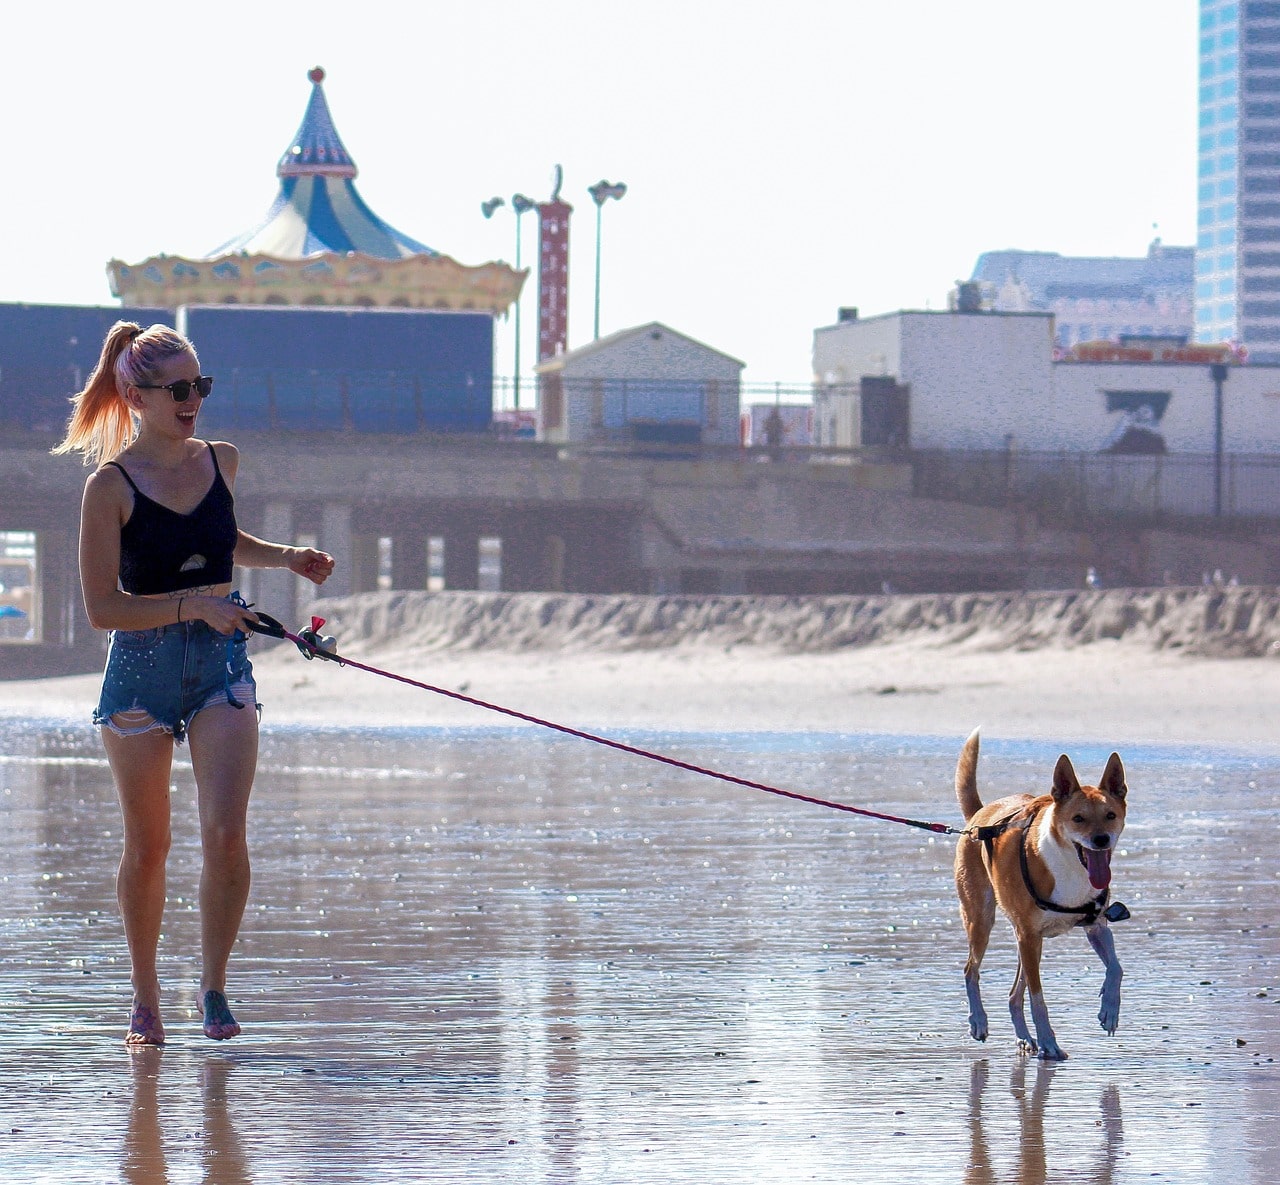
[54,321,334,1044]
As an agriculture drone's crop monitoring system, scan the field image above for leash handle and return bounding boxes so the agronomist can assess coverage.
[246,610,288,640]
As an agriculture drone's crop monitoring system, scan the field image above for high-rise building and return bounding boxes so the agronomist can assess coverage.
[1197,0,1280,358]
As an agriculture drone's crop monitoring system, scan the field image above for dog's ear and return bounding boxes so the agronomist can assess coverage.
[1099,752,1127,800]
[1052,754,1080,802]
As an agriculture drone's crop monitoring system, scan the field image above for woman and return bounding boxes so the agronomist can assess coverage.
[54,321,334,1045]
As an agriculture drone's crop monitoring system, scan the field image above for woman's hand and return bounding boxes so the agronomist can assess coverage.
[184,595,260,637]
[287,547,335,586]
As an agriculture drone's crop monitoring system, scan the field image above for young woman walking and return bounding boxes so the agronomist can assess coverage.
[54,320,334,1044]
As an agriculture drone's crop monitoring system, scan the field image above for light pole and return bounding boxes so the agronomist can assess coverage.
[511,194,535,410]
[484,194,538,411]
[588,180,627,340]
[1211,361,1229,517]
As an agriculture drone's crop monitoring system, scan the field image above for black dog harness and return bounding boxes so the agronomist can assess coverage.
[974,806,1130,927]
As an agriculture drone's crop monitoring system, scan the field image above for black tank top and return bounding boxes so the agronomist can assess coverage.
[105,442,238,595]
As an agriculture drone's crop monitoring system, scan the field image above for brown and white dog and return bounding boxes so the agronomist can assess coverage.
[953,728,1128,1060]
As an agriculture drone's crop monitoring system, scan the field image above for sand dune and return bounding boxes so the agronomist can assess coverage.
[302,586,1280,659]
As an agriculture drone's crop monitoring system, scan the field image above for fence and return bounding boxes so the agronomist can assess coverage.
[910,448,1280,525]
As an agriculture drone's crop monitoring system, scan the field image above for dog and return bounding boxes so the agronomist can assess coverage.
[953,728,1128,1060]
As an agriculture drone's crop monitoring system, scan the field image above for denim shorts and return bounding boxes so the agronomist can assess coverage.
[94,607,259,744]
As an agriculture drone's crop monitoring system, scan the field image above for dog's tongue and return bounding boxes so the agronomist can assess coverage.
[1084,846,1113,890]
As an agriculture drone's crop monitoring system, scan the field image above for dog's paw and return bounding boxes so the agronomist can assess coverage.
[968,1016,989,1043]
[1099,989,1121,1034]
[1037,1041,1068,1062]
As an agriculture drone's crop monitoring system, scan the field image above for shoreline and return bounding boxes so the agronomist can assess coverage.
[4,634,1278,753]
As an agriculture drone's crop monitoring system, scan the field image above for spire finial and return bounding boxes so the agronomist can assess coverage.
[279,67,356,178]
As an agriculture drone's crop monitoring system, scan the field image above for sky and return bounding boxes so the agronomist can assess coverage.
[0,1,1199,388]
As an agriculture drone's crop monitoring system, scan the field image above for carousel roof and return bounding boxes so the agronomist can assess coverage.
[210,67,436,261]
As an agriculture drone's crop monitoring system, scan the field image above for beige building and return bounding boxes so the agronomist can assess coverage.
[535,322,743,445]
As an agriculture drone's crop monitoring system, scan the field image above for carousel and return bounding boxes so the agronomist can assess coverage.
[108,68,525,314]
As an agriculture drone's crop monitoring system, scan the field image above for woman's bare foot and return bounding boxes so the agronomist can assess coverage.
[199,989,240,1041]
[126,999,165,1046]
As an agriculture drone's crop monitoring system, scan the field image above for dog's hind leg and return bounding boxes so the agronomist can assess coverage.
[959,882,996,1042]
[964,945,991,1043]
[1085,922,1123,1035]
[956,833,996,1043]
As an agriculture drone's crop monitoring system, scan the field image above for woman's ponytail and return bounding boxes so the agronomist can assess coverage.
[52,321,192,465]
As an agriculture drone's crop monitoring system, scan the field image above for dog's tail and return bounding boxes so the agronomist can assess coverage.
[955,727,983,820]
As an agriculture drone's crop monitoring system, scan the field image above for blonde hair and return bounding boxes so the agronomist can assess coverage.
[52,321,197,465]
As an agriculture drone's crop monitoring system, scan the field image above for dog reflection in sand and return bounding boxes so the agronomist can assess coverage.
[953,729,1128,1060]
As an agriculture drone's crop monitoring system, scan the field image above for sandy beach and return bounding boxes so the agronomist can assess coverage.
[5,588,1280,751]
[3,590,1279,1183]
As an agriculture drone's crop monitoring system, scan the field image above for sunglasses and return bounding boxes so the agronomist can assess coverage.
[135,376,215,403]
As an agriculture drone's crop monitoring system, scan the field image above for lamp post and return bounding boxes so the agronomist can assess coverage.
[1211,361,1229,517]
[588,180,627,340]
[510,194,535,410]
[483,194,537,410]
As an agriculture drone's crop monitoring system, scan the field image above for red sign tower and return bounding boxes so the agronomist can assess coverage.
[537,167,572,361]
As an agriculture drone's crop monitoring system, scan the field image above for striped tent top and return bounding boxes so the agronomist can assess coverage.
[211,67,435,261]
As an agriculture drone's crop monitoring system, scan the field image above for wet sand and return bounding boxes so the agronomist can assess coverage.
[1,707,1278,1183]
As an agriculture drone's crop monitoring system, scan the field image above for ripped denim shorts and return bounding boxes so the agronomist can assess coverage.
[94,601,259,744]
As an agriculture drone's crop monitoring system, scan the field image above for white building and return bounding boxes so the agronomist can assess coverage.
[534,322,743,446]
[813,308,1280,455]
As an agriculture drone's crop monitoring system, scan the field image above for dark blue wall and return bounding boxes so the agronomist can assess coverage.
[0,304,174,433]
[182,306,494,434]
[0,303,495,435]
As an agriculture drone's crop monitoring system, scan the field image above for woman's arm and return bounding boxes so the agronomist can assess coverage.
[234,531,335,585]
[216,441,334,586]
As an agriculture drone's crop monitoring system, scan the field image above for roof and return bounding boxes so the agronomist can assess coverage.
[969,240,1193,307]
[209,67,436,261]
[534,322,745,372]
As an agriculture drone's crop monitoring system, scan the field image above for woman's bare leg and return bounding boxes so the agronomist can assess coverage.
[102,726,174,1046]
[187,702,258,1039]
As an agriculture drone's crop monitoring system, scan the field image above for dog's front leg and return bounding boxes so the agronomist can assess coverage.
[1085,921,1123,1035]
[1007,956,1036,1054]
[1014,931,1067,1060]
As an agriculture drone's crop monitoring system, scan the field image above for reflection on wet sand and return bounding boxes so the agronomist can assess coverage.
[965,1059,1123,1185]
[123,1049,165,1185]
[1,722,1278,1182]
[123,1050,252,1185]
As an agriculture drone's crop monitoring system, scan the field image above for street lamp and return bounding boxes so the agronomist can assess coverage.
[1211,360,1229,517]
[483,194,537,410]
[510,194,535,410]
[588,179,627,340]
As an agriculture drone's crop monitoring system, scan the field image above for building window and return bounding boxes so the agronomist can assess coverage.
[0,531,38,644]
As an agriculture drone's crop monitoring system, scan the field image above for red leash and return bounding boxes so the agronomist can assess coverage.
[251,613,961,837]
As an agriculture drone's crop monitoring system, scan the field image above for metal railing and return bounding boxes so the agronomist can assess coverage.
[909,448,1280,525]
